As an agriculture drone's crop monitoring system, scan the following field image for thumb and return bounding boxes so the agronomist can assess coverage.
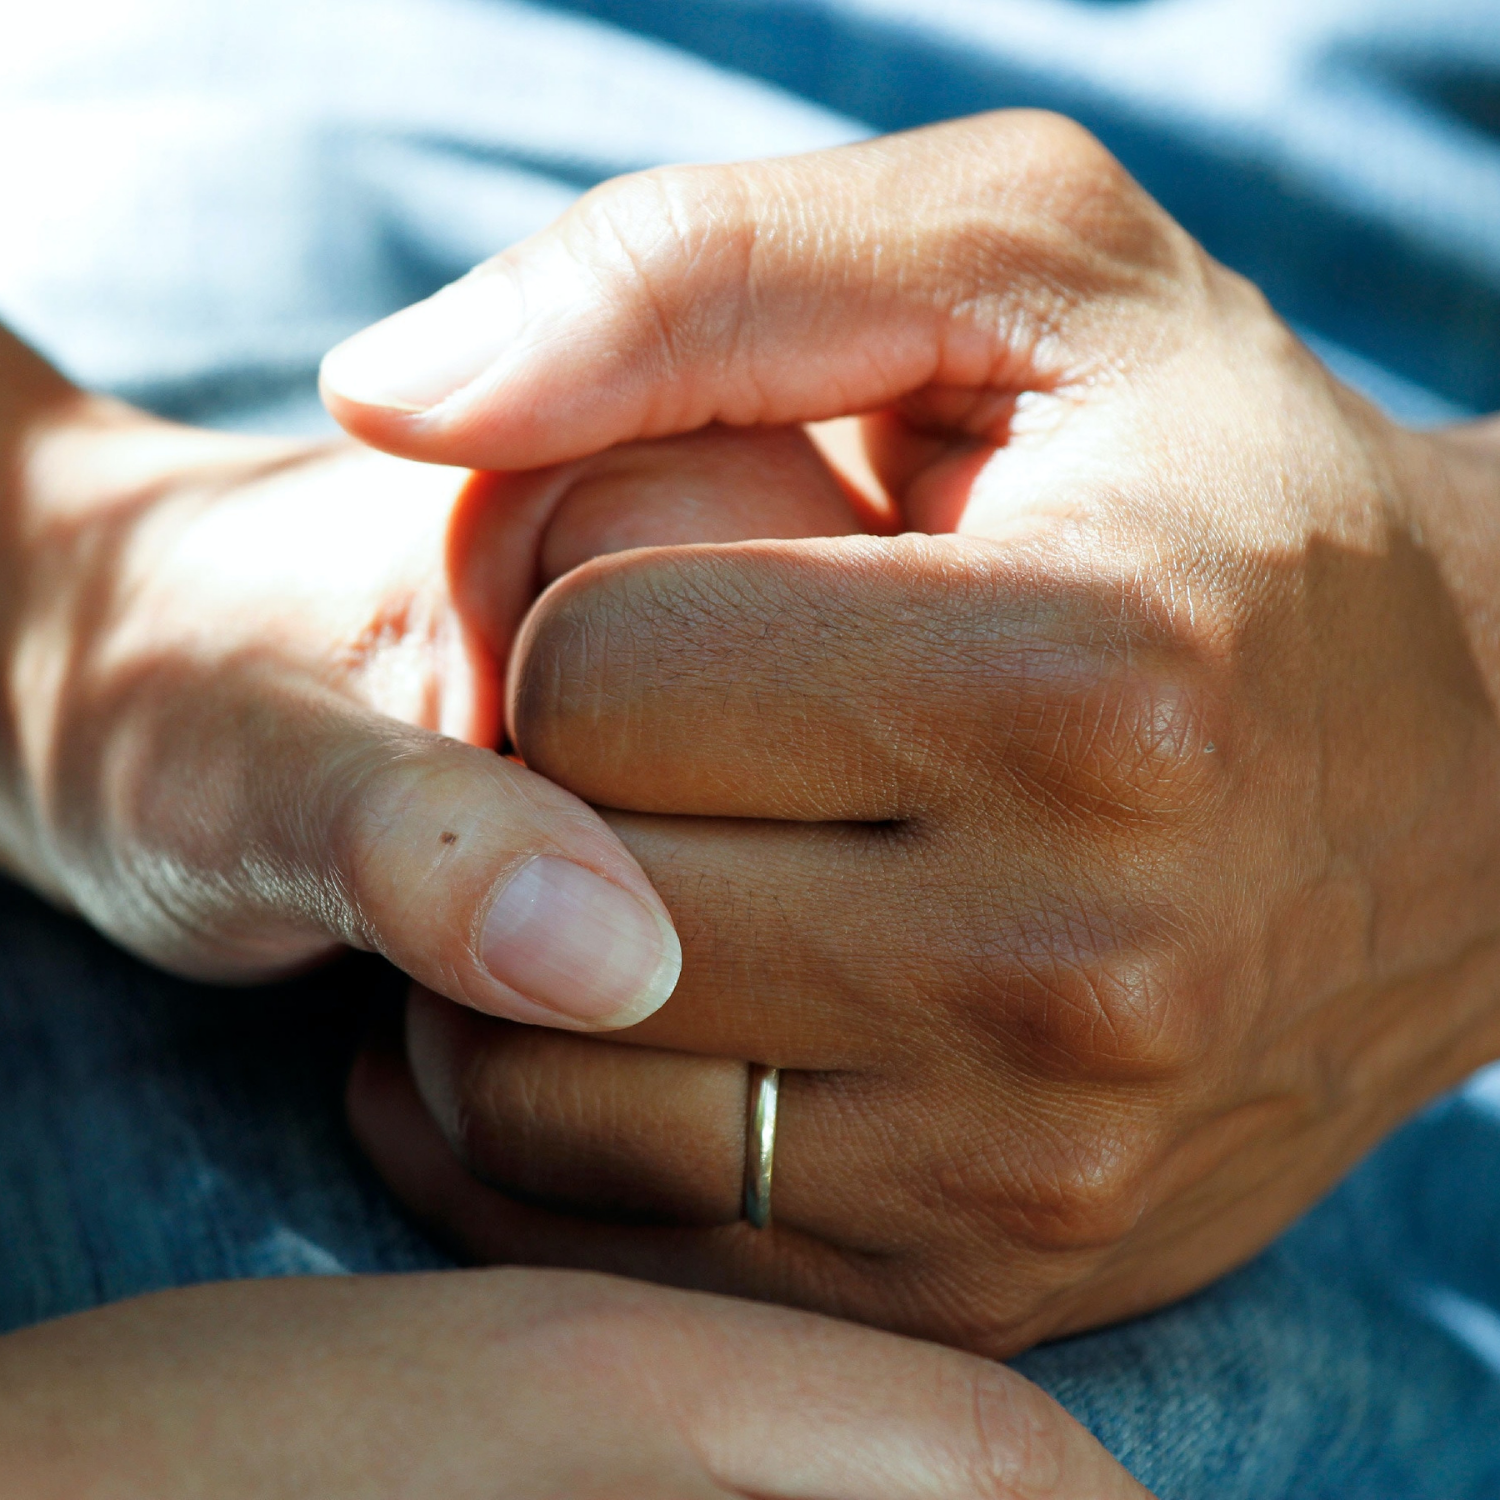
[69,667,680,1030]
[319,110,1192,472]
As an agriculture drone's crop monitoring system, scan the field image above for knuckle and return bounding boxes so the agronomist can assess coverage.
[441,1068,496,1178]
[446,1044,518,1170]
[568,162,753,368]
[971,565,1233,832]
[407,994,513,1169]
[1012,109,1121,188]
[437,1024,746,1226]
[515,544,842,806]
[1000,109,1196,296]
[956,1360,1073,1498]
[999,937,1210,1081]
[509,556,642,771]
[1006,666,1225,828]
[512,549,726,768]
[452,1028,575,1176]
[923,1101,1160,1255]
[572,165,689,264]
[580,164,706,264]
[1004,1119,1159,1253]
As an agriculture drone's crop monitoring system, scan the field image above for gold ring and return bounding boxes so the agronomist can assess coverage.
[743,1063,780,1228]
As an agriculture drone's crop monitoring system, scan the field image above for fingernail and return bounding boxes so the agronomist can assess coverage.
[480,856,681,1026]
[319,270,521,413]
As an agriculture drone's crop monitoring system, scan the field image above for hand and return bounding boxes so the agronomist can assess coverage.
[0,1262,1149,1498]
[0,329,856,1027]
[331,112,1500,1355]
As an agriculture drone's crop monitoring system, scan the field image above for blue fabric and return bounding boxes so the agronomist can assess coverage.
[1,0,1494,432]
[1,2,1498,1495]
[0,882,444,1309]
[8,869,1500,1499]
[547,0,1500,419]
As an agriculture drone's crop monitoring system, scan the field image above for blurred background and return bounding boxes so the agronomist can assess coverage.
[1,0,1495,439]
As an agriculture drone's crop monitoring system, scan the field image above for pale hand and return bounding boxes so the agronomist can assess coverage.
[0,330,855,1030]
[0,1264,1150,1498]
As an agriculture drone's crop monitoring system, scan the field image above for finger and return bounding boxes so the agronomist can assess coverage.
[346,1020,871,1312]
[694,1323,1156,1500]
[349,1022,947,1341]
[66,661,679,1029]
[386,800,1200,1273]
[451,424,865,669]
[5,1256,1151,1498]
[404,884,1177,1260]
[405,991,746,1227]
[683,1306,1156,1500]
[320,111,1193,470]
[577,811,1024,1067]
[349,1014,1156,1374]
[402,986,969,1250]
[356,1048,1155,1500]
[538,424,867,581]
[508,532,1209,821]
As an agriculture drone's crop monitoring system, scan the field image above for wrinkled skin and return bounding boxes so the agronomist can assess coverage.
[0,153,1155,1500]
[336,112,1500,1357]
[0,332,854,1023]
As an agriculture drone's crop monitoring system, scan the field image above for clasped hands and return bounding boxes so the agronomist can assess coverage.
[324,111,1500,1357]
[8,108,1500,1416]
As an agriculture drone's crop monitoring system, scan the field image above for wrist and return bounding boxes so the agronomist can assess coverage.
[0,349,307,903]
[0,337,100,901]
[1400,417,1500,693]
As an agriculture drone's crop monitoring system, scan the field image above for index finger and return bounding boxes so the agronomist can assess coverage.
[508,531,1210,823]
[320,111,1195,471]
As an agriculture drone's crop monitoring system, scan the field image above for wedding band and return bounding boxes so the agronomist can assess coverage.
[742,1063,780,1229]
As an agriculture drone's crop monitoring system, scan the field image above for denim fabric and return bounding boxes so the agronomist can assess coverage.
[0,881,446,1317]
[1,2,1498,1495]
[7,870,1500,1499]
[1,0,1494,433]
[1018,1124,1500,1499]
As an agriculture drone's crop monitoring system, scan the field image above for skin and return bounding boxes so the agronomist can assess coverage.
[0,331,857,1023]
[325,112,1500,1357]
[0,297,1148,1495]
[0,1266,1149,1498]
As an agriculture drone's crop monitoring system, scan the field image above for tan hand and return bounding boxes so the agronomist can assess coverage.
[331,113,1500,1355]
